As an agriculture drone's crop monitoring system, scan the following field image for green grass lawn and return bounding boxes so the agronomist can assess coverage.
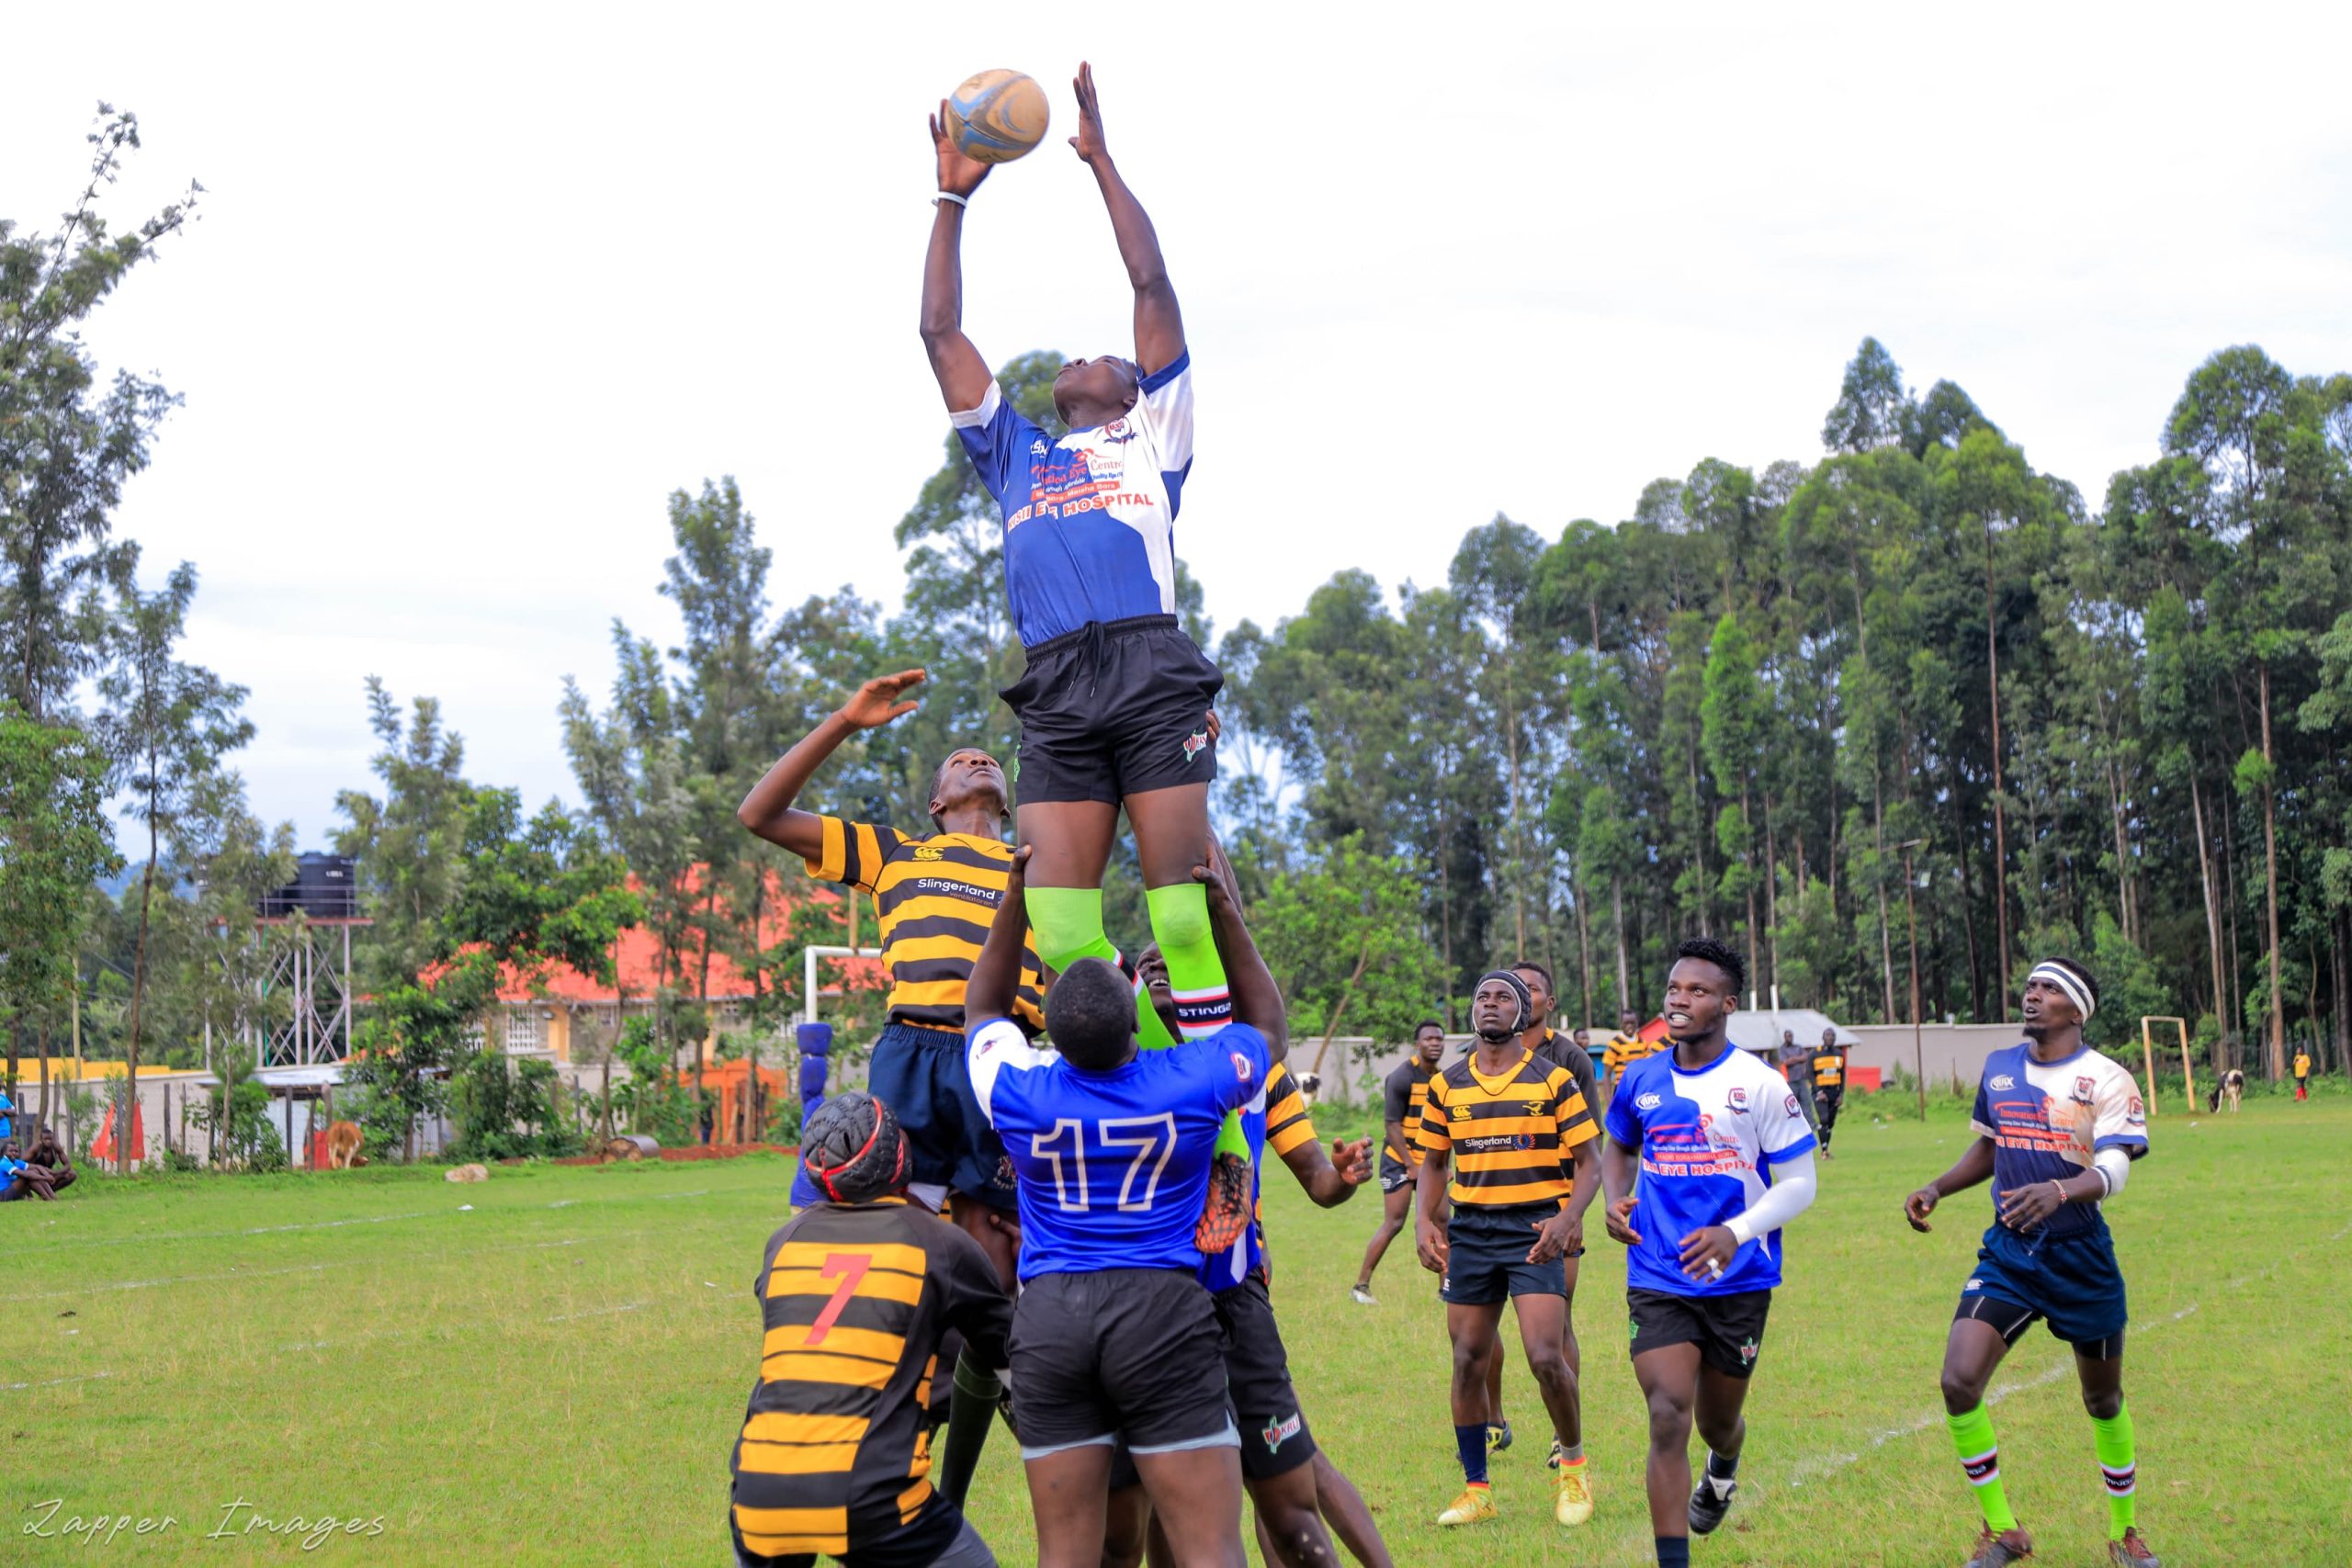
[5,1099,2346,1565]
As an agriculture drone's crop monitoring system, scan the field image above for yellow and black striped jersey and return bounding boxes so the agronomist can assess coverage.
[1264,1061,1318,1160]
[804,817,1045,1034]
[731,1198,1010,1562]
[1381,1057,1438,1165]
[1812,1049,1846,1090]
[1417,1047,1597,1207]
[1602,1029,1661,1079]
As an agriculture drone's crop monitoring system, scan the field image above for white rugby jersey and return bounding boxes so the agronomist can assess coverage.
[1604,1043,1817,1296]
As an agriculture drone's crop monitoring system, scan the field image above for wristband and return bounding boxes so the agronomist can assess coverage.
[933,191,968,209]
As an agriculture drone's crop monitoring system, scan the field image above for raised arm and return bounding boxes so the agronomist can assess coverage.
[736,671,926,859]
[921,106,997,412]
[1069,62,1183,376]
[966,845,1032,1024]
[1194,837,1284,1062]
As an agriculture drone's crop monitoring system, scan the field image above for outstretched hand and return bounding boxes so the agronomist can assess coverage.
[1069,61,1109,166]
[1329,1137,1373,1188]
[839,670,926,729]
[930,103,992,198]
[1903,1186,1939,1233]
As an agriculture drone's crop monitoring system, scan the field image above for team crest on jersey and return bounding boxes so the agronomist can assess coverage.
[1261,1411,1303,1452]
[1783,1094,1801,1117]
[1231,1053,1255,1084]
[1634,1091,1662,1111]
[1525,1100,1549,1118]
[2072,1076,2097,1105]
[1990,1074,2016,1090]
[1181,728,1209,764]
[1727,1087,1749,1113]
[2126,1095,2145,1124]
[1102,418,1136,445]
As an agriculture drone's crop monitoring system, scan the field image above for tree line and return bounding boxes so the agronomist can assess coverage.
[8,110,2348,1177]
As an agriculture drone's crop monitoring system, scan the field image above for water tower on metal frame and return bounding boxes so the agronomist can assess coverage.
[248,852,372,1067]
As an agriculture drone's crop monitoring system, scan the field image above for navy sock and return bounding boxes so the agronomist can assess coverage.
[1453,1424,1489,1485]
[1657,1537,1691,1567]
[1706,1447,1740,1494]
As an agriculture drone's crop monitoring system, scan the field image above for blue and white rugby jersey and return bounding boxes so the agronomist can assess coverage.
[950,353,1196,649]
[966,1010,1265,1282]
[1604,1043,1817,1297]
[1971,1043,2147,1240]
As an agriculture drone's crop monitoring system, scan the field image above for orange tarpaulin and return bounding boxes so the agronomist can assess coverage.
[90,1100,147,1167]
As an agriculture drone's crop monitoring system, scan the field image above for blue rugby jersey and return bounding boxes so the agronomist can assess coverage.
[1971,1043,2147,1239]
[966,1012,1266,1282]
[950,354,1196,649]
[1604,1043,1817,1297]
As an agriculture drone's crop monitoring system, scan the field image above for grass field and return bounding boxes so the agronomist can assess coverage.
[5,1099,2346,1565]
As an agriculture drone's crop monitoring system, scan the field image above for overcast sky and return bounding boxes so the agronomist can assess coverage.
[9,5,2350,847]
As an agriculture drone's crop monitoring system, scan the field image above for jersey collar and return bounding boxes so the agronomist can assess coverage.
[1665,1039,1738,1076]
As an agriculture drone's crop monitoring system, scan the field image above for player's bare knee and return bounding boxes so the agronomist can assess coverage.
[1645,1384,1693,1441]
[1939,1366,1986,1414]
[2082,1384,2122,1421]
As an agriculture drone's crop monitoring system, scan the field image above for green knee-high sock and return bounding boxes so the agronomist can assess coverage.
[1947,1404,2018,1533]
[2092,1403,2137,1540]
[1146,882,1247,1159]
[1020,886,1177,1048]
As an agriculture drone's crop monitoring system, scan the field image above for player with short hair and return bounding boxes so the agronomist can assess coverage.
[1472,962,1603,1470]
[1108,951,1396,1568]
[1602,1006,1660,1089]
[1350,1020,1446,1306]
[729,1092,1011,1568]
[1600,938,1818,1568]
[964,842,1285,1567]
[1413,970,1600,1529]
[922,62,1253,1255]
[1903,956,2159,1568]
[1810,1027,1848,1156]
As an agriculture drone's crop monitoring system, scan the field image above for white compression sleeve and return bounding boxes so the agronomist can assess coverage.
[2093,1145,2132,1199]
[1724,1149,1818,1247]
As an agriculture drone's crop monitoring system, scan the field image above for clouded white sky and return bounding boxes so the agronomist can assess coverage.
[9,4,2350,846]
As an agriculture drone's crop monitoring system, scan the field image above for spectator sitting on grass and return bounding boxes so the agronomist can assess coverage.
[1,1130,74,1202]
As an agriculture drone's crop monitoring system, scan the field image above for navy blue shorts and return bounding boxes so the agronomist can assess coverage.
[792,1021,1015,1211]
[1440,1201,1566,1305]
[1955,1220,2129,1355]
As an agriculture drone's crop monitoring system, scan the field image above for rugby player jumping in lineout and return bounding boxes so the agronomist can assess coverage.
[920,62,1252,1252]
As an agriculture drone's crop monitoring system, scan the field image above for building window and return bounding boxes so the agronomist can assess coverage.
[505,1010,547,1052]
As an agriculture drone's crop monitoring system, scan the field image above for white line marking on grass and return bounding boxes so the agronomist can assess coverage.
[0,1373,111,1392]
[1782,1292,2210,1490]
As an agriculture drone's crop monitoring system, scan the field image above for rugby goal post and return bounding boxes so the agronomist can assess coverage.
[802,945,883,1029]
[2138,1016,2194,1117]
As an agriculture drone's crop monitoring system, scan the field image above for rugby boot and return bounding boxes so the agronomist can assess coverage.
[1688,1472,1737,1534]
[2107,1529,2160,1567]
[1962,1525,2035,1566]
[1486,1418,1513,1454]
[1550,1455,1594,1526]
[1436,1485,1498,1527]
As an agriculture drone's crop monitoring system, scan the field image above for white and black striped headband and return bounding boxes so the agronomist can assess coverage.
[2029,962,2096,1022]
